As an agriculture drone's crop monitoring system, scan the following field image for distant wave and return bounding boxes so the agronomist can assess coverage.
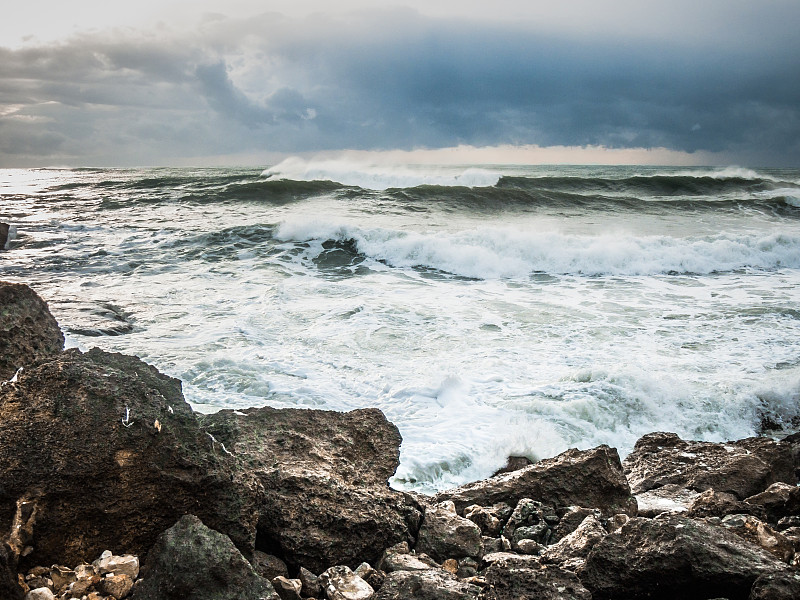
[275,221,800,278]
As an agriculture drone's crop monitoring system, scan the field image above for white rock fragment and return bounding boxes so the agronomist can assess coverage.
[319,565,374,600]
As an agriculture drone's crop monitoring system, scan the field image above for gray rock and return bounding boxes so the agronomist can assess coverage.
[749,571,800,600]
[501,499,552,551]
[0,282,64,381]
[253,552,289,581]
[374,569,482,600]
[298,567,322,598]
[435,445,636,517]
[581,514,788,600]
[416,501,483,562]
[462,504,511,537]
[745,482,800,524]
[480,552,542,570]
[549,506,598,543]
[130,514,278,600]
[633,484,700,517]
[541,514,606,567]
[0,222,10,249]
[720,514,795,563]
[23,589,55,600]
[93,552,139,578]
[482,563,591,600]
[378,543,437,573]
[354,562,385,591]
[318,566,373,600]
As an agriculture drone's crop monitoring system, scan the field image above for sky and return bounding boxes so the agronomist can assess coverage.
[1,1,799,167]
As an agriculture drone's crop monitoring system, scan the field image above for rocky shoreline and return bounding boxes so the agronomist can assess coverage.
[1,280,799,600]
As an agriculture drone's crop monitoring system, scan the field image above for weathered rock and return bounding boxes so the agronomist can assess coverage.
[462,503,511,538]
[201,406,423,572]
[623,432,798,501]
[581,514,788,600]
[480,552,542,570]
[482,563,591,600]
[416,501,483,562]
[745,482,800,524]
[98,573,134,599]
[318,566,373,600]
[1,543,24,600]
[0,348,262,568]
[491,456,533,477]
[481,538,503,554]
[633,484,700,517]
[253,551,289,581]
[688,489,764,520]
[749,571,800,600]
[374,569,482,600]
[549,507,599,543]
[501,499,554,551]
[93,552,139,579]
[130,514,278,600]
[23,588,54,600]
[0,282,64,381]
[541,514,607,568]
[354,562,385,591]
[298,566,322,598]
[378,543,437,573]
[272,576,303,600]
[49,565,75,594]
[435,445,636,517]
[720,514,795,563]
[456,557,478,579]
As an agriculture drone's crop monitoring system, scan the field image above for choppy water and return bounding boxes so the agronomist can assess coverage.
[2,160,800,492]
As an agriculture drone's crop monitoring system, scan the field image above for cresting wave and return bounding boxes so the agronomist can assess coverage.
[275,221,800,278]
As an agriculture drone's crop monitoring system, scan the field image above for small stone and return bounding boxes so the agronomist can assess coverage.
[68,575,99,597]
[481,537,503,554]
[74,565,95,579]
[378,543,436,573]
[93,554,139,579]
[319,566,373,600]
[441,559,458,575]
[517,539,545,555]
[99,573,134,599]
[50,566,76,593]
[271,576,302,600]
[456,557,478,579]
[25,577,51,591]
[24,588,55,600]
[353,562,384,590]
[27,567,51,578]
[298,567,321,598]
[253,551,289,581]
[608,513,630,533]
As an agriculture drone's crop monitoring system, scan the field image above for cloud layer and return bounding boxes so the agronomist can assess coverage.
[1,6,799,166]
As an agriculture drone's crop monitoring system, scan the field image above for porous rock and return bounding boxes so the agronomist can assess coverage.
[581,514,788,600]
[0,348,262,568]
[98,573,134,599]
[435,445,636,517]
[416,501,483,562]
[745,482,800,524]
[93,552,139,579]
[130,514,278,600]
[541,514,607,567]
[318,565,373,600]
[749,571,800,600]
[623,432,798,501]
[550,507,600,543]
[298,566,322,598]
[253,551,289,581]
[374,569,482,600]
[501,499,555,551]
[378,542,437,573]
[720,514,795,563]
[687,489,764,520]
[200,406,423,572]
[482,563,591,600]
[0,282,64,381]
[463,504,510,537]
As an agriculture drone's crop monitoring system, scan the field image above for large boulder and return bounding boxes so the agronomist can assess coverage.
[200,406,424,573]
[130,514,278,600]
[623,432,798,501]
[0,348,262,567]
[0,282,64,380]
[434,445,636,517]
[416,501,483,562]
[580,514,788,600]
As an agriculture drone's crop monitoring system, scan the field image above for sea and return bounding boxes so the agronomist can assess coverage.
[2,160,800,493]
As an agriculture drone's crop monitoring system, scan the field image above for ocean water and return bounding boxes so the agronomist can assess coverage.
[2,160,800,493]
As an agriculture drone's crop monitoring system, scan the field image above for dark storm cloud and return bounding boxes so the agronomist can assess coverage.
[1,7,799,166]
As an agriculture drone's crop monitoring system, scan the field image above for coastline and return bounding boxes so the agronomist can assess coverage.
[1,280,799,600]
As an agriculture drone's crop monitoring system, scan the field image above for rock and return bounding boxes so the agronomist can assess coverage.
[581,514,788,599]
[298,566,322,598]
[23,588,54,600]
[0,348,262,568]
[455,557,478,579]
[491,456,533,477]
[201,406,423,572]
[271,576,303,600]
[623,432,798,501]
[416,501,483,562]
[745,482,800,524]
[501,499,553,551]
[541,514,607,567]
[354,562,385,591]
[720,514,795,563]
[482,563,591,600]
[98,573,134,599]
[0,282,64,381]
[442,559,458,574]
[0,222,10,249]
[253,551,289,581]
[435,445,636,517]
[462,504,511,537]
[480,552,542,570]
[49,565,75,594]
[318,566,373,600]
[378,543,437,573]
[130,514,278,600]
[749,571,800,600]
[93,553,139,579]
[481,538,503,555]
[549,506,599,543]
[374,569,482,600]
[688,489,764,520]
[23,576,50,591]
[1,543,23,600]
[633,484,700,517]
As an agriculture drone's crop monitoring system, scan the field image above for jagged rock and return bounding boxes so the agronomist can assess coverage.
[0,282,64,381]
[688,489,764,520]
[23,588,54,600]
[462,503,511,537]
[271,576,303,600]
[98,573,134,599]
[749,571,800,599]
[549,507,599,543]
[416,501,483,562]
[480,552,542,570]
[456,558,478,579]
[298,566,322,598]
[745,482,800,523]
[0,348,262,568]
[491,456,533,476]
[501,499,555,551]
[1,543,23,600]
[481,538,503,554]
[49,565,75,594]
[435,445,636,517]
[581,514,788,600]
[354,562,385,591]
[374,569,482,600]
[318,566,373,600]
[253,551,289,581]
[541,514,606,568]
[93,552,139,579]
[130,514,278,600]
[633,484,700,517]
[201,406,423,572]
[623,432,798,501]
[378,543,437,573]
[720,514,795,563]
[482,563,591,600]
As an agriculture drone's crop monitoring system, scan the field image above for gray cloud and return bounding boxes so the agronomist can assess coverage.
[1,7,799,166]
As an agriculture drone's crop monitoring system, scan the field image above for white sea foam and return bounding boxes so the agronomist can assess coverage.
[261,156,501,190]
[275,220,800,278]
